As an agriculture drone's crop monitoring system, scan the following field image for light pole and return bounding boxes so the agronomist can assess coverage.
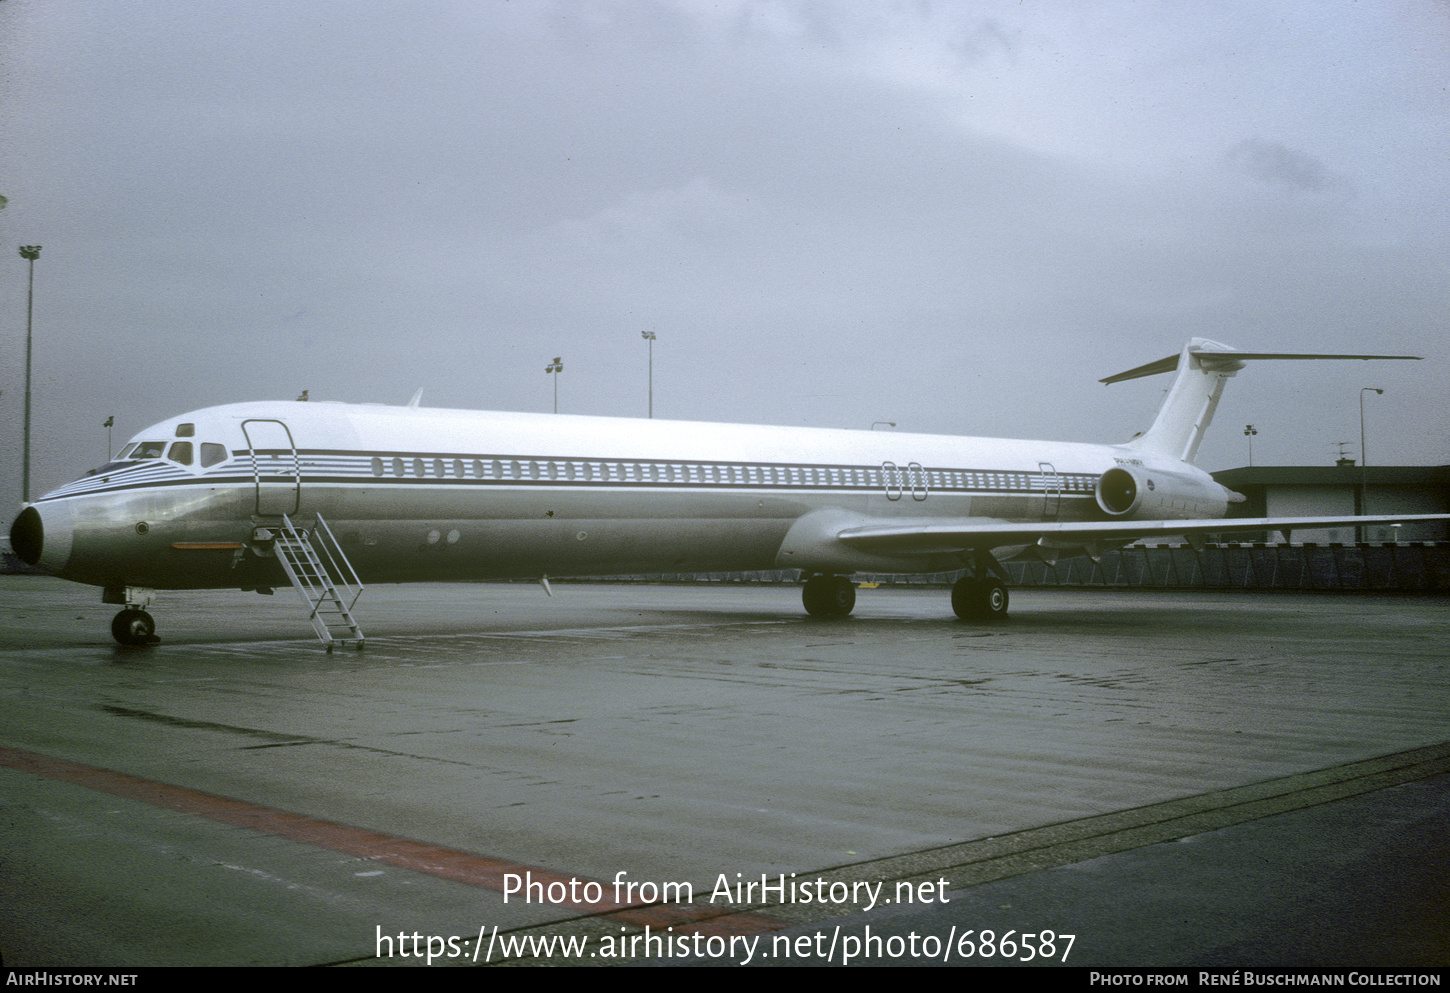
[641,331,656,418]
[19,245,41,504]
[1359,388,1383,467]
[1243,424,1257,466]
[104,416,114,463]
[545,356,563,413]
[1358,388,1383,543]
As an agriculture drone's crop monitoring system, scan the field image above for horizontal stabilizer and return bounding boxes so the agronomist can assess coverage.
[1101,348,1422,385]
[1192,351,1422,361]
[1098,354,1180,385]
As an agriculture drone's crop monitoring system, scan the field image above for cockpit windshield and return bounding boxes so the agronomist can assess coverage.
[86,436,230,476]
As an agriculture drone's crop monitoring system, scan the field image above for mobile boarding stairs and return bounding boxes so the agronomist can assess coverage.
[268,514,365,651]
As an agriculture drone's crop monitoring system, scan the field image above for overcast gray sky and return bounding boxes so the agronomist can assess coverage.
[3,0,1447,501]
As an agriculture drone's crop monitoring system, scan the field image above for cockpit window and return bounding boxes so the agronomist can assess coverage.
[168,442,194,465]
[175,423,195,438]
[133,441,167,459]
[199,443,228,467]
[117,443,137,460]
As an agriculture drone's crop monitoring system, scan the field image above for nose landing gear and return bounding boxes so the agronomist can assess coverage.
[111,608,159,646]
[104,586,160,646]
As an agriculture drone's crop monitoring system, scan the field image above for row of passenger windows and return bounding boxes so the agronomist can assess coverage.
[109,435,1091,493]
[366,456,1090,492]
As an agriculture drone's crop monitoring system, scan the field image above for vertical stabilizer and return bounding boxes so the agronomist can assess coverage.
[1106,339,1244,464]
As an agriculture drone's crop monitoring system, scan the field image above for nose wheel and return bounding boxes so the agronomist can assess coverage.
[112,608,159,646]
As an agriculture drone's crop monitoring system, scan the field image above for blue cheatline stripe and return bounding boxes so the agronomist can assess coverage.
[41,451,1101,501]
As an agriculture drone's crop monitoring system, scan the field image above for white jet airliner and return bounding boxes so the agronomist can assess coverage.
[9,338,1445,646]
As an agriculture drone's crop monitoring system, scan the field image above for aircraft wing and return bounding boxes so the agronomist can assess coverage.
[835,513,1450,556]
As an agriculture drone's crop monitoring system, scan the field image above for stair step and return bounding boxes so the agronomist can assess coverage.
[275,513,365,650]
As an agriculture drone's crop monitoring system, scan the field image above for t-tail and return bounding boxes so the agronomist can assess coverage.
[1100,338,1422,464]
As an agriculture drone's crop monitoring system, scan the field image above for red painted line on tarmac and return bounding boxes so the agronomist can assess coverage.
[0,746,790,936]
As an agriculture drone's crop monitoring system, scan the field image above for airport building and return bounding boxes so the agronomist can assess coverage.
[1211,464,1450,544]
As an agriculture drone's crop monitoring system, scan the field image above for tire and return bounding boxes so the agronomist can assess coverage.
[803,575,856,619]
[952,577,1008,622]
[111,608,158,646]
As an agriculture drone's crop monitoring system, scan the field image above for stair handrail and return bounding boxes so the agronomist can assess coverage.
[276,513,365,647]
[278,514,326,617]
[310,513,364,612]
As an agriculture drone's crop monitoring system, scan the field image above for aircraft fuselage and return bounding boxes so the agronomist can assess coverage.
[14,400,1217,594]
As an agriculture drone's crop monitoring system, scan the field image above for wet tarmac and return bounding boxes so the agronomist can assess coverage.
[1,577,1446,967]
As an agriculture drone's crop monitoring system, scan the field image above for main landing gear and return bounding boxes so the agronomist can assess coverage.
[801,574,856,619]
[801,570,1009,622]
[948,548,1010,622]
[951,575,1008,622]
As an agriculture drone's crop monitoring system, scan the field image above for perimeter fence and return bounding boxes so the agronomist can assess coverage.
[591,542,1449,591]
[6,541,1446,590]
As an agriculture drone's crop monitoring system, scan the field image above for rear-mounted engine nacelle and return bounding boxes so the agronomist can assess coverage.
[1095,465,1231,520]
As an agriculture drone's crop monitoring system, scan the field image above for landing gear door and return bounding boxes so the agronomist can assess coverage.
[242,419,300,517]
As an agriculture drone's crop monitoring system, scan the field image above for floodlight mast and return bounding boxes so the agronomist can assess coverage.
[19,245,41,505]
[545,356,564,413]
[641,331,656,418]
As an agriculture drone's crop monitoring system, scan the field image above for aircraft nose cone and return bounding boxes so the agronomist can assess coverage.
[10,506,43,566]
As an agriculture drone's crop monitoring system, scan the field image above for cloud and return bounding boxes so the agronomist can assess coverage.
[2,0,1446,496]
[548,177,754,250]
[1224,138,1349,195]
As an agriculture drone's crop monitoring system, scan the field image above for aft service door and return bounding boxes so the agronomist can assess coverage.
[1038,462,1062,520]
[242,419,300,517]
